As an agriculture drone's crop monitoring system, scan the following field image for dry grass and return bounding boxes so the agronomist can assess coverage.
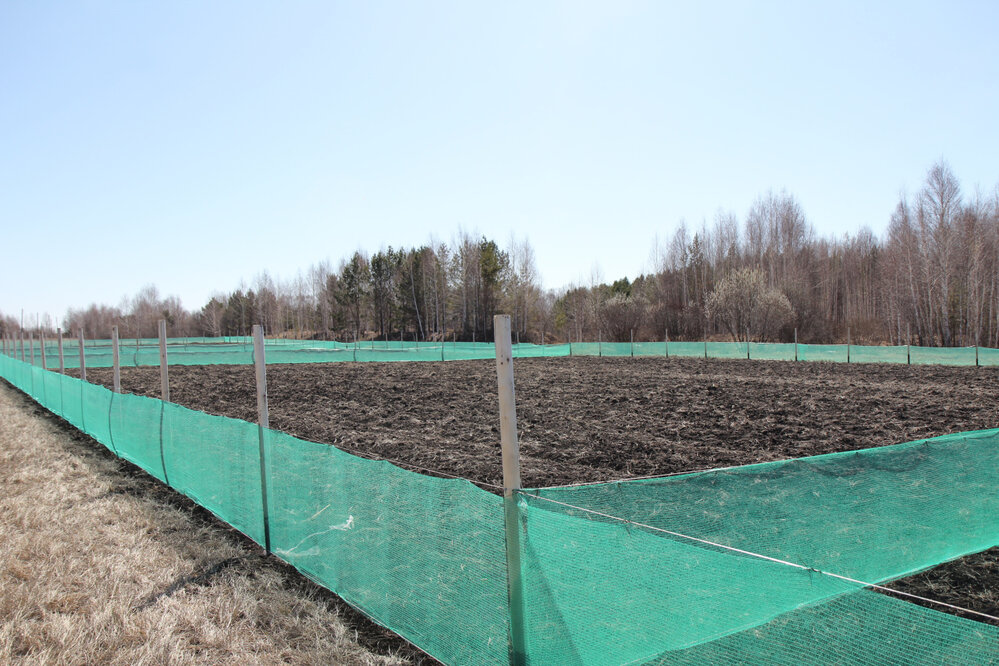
[0,382,421,665]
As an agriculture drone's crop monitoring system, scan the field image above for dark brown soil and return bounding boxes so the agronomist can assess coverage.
[77,357,999,627]
[80,357,999,488]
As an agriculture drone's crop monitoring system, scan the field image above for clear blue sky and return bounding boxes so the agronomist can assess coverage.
[2,1,998,325]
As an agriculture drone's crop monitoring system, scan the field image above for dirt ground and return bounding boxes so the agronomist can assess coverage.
[77,357,999,627]
[82,357,999,489]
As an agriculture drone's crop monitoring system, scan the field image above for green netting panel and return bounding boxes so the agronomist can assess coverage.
[519,493,859,664]
[161,402,266,545]
[265,429,509,664]
[533,430,999,586]
[58,372,86,431]
[110,392,167,483]
[846,344,908,364]
[747,342,796,361]
[80,380,115,453]
[796,343,850,363]
[42,369,63,418]
[664,341,711,358]
[910,345,978,366]
[980,347,999,366]
[632,341,670,357]
[652,590,999,665]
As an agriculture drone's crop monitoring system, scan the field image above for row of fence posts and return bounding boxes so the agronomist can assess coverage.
[0,326,988,372]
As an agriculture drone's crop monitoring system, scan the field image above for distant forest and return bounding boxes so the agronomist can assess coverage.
[4,161,999,347]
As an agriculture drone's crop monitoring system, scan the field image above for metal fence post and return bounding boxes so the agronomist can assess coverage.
[493,315,526,666]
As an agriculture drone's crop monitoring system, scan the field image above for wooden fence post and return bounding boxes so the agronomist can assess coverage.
[112,326,121,393]
[746,328,750,360]
[20,330,25,362]
[704,338,708,360]
[598,330,602,357]
[29,331,35,366]
[57,328,65,374]
[40,332,48,370]
[252,325,272,555]
[907,324,911,365]
[78,328,87,381]
[493,314,526,666]
[630,329,634,357]
[847,327,851,364]
[794,327,798,362]
[665,328,670,359]
[159,320,170,401]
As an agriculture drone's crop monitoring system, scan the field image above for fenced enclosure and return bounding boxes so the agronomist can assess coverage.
[4,332,999,368]
[2,333,999,664]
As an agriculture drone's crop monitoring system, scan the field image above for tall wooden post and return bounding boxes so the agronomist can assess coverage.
[746,328,750,360]
[794,327,798,362]
[20,330,25,362]
[847,327,851,364]
[493,315,525,665]
[907,324,911,365]
[78,329,87,381]
[29,331,35,366]
[40,332,48,370]
[252,325,272,554]
[158,320,170,401]
[665,327,670,359]
[57,328,65,374]
[111,326,121,393]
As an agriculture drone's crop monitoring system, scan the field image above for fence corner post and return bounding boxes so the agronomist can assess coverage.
[493,314,526,666]
[252,324,272,555]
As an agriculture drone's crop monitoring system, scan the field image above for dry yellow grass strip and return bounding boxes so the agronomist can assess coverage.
[0,382,417,665]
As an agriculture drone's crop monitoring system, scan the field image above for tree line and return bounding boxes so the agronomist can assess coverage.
[3,161,997,348]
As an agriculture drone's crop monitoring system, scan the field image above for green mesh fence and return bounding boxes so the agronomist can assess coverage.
[2,352,999,664]
[524,429,999,662]
[8,335,999,368]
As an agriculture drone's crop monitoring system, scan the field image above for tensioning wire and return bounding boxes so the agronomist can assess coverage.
[519,490,999,624]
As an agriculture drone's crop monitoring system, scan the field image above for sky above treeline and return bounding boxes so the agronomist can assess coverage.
[2,1,998,325]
